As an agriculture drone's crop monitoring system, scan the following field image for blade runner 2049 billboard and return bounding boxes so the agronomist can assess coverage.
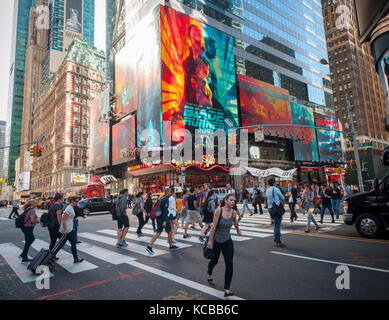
[161,5,239,143]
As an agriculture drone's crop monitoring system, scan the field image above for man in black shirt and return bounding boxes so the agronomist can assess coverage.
[319,184,335,224]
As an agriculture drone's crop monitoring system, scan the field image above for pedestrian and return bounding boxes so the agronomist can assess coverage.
[146,187,179,254]
[8,200,20,219]
[183,187,204,239]
[239,185,253,218]
[199,190,216,242]
[331,182,341,220]
[198,186,204,208]
[287,182,298,222]
[181,189,188,228]
[47,192,63,262]
[206,194,242,297]
[263,186,273,225]
[302,184,320,233]
[134,192,147,238]
[320,184,335,224]
[19,200,39,263]
[51,197,84,264]
[226,183,242,221]
[313,183,322,214]
[266,178,286,247]
[168,188,179,243]
[73,200,86,244]
[344,182,352,197]
[115,189,130,248]
[295,186,306,215]
[144,192,156,233]
[252,184,264,215]
[127,193,133,209]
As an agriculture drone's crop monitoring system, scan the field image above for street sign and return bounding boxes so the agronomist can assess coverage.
[358,142,373,148]
[255,128,264,142]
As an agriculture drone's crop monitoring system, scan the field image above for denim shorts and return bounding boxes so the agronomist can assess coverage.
[156,219,172,233]
[117,215,130,229]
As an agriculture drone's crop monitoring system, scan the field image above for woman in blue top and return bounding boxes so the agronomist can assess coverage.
[302,184,320,233]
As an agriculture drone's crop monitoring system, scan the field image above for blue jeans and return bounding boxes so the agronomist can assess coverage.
[307,212,318,229]
[331,199,341,219]
[320,202,334,221]
[269,208,283,244]
[21,227,35,259]
[241,199,253,217]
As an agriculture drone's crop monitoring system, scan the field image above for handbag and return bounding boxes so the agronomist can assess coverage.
[203,210,223,260]
[271,187,285,218]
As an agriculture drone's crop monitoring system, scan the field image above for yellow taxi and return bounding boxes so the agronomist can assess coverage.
[152,192,183,213]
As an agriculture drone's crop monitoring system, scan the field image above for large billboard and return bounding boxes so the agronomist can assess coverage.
[115,7,161,147]
[290,102,319,162]
[90,87,110,168]
[66,0,83,33]
[315,113,344,162]
[239,74,292,136]
[112,116,136,166]
[161,6,238,142]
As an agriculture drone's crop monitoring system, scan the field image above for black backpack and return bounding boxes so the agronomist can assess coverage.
[15,209,31,229]
[40,212,50,228]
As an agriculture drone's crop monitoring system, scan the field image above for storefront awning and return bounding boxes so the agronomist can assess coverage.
[245,167,297,179]
[128,164,176,177]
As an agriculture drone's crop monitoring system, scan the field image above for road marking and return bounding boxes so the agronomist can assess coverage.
[0,243,54,283]
[242,216,343,226]
[127,260,244,300]
[0,217,10,221]
[30,240,98,274]
[289,232,389,244]
[78,232,167,257]
[237,225,289,234]
[271,251,389,274]
[97,229,193,249]
[66,241,137,264]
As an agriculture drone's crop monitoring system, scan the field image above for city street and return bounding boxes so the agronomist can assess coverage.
[0,204,388,300]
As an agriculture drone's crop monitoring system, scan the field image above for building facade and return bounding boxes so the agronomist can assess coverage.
[0,121,6,179]
[322,0,389,184]
[30,38,105,198]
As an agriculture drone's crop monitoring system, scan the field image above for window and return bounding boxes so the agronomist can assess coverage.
[75,76,79,84]
[83,79,87,86]
[75,85,79,93]
[74,115,80,124]
[76,67,80,73]
[83,98,87,104]
[74,159,78,167]
[82,117,87,125]
[83,69,87,76]
[74,127,79,134]
[82,128,87,135]
[74,149,78,156]
[82,138,87,145]
[74,105,79,113]
[82,160,87,167]
[83,87,87,95]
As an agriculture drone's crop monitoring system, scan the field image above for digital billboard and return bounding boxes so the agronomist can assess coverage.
[290,102,319,162]
[112,116,136,166]
[315,113,344,162]
[239,74,292,136]
[66,0,83,33]
[161,5,238,143]
[90,87,110,168]
[115,7,161,147]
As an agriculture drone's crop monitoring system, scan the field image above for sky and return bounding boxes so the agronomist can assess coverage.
[0,0,106,123]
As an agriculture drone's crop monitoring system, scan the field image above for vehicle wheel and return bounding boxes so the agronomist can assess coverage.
[83,208,90,216]
[355,214,383,238]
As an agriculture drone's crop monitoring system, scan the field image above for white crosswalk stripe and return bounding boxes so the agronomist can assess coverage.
[240,215,343,226]
[0,217,9,221]
[30,239,98,274]
[0,243,54,283]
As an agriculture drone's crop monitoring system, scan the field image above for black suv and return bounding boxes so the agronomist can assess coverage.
[344,147,389,238]
[78,197,114,215]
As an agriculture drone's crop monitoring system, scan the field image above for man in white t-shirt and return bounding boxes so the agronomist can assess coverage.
[53,197,84,263]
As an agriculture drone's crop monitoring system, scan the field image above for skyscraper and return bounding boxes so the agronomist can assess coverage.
[7,0,36,185]
[106,0,114,84]
[0,121,6,179]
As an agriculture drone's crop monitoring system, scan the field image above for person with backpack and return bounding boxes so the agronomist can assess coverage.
[146,187,179,255]
[135,192,147,238]
[331,182,342,220]
[47,192,64,262]
[320,184,335,224]
[18,200,39,263]
[180,189,189,228]
[199,190,216,243]
[143,192,156,233]
[266,178,286,247]
[252,184,264,215]
[206,194,242,297]
[115,189,130,248]
[168,188,179,243]
[302,184,319,233]
[73,201,86,244]
[183,187,204,239]
[239,186,253,218]
[9,200,20,219]
[287,182,298,222]
[51,197,84,264]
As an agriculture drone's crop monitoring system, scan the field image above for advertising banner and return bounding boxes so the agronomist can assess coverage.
[239,74,292,136]
[90,87,110,168]
[290,102,319,162]
[378,50,389,129]
[71,173,87,185]
[18,172,31,191]
[161,5,239,142]
[315,113,344,162]
[66,0,83,33]
[112,116,136,166]
[245,167,297,179]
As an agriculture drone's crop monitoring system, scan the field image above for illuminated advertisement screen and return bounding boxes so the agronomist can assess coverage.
[161,6,239,143]
[66,0,83,33]
[315,113,344,162]
[239,74,292,136]
[115,7,162,147]
[112,116,136,166]
[291,102,319,162]
[90,88,110,168]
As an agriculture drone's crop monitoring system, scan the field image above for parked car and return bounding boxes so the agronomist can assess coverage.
[0,200,7,207]
[78,197,114,215]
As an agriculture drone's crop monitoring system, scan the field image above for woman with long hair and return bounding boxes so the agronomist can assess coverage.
[47,192,64,262]
[206,194,242,297]
[181,189,189,228]
[199,190,216,243]
[20,199,39,262]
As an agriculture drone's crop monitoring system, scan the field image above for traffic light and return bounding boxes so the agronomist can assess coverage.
[30,146,43,157]
[30,147,34,157]
[37,146,42,157]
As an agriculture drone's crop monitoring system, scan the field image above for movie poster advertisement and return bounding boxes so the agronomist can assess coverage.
[115,7,161,147]
[66,0,83,33]
[112,116,136,166]
[239,74,292,136]
[315,113,344,162]
[290,102,319,162]
[378,50,389,126]
[160,5,239,143]
[90,88,110,168]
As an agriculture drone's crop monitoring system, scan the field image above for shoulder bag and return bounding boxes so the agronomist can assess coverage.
[203,209,223,260]
[271,187,285,218]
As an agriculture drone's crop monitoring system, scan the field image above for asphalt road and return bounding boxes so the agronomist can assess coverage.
[0,205,388,300]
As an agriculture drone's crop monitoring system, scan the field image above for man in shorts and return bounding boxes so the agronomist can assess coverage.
[116,189,130,248]
[146,187,179,255]
[183,187,204,239]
